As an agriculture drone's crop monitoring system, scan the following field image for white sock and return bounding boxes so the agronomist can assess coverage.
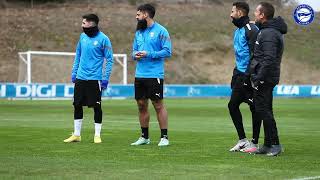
[73,119,83,136]
[95,123,102,137]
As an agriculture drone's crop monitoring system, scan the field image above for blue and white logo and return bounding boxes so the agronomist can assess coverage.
[293,4,315,25]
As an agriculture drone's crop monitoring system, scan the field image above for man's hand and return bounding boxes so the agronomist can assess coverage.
[243,74,251,86]
[250,74,264,90]
[135,51,147,60]
[101,80,108,91]
[71,75,76,83]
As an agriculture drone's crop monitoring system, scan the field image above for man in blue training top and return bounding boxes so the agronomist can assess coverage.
[228,2,261,153]
[64,14,114,144]
[130,4,172,146]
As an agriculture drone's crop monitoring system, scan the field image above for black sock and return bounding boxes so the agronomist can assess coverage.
[161,129,168,139]
[141,127,149,139]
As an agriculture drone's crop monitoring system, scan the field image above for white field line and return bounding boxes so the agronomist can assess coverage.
[290,176,320,180]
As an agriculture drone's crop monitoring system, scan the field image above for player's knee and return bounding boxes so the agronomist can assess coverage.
[152,100,164,112]
[94,105,102,113]
[137,100,148,112]
[73,105,83,119]
[249,104,256,113]
[228,101,238,111]
[74,104,82,110]
[94,105,102,123]
[255,109,270,120]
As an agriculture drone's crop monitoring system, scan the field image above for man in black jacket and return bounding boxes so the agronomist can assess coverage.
[250,2,287,156]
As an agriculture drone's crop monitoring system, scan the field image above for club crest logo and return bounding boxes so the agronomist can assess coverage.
[293,4,315,26]
[150,32,154,38]
[93,41,98,46]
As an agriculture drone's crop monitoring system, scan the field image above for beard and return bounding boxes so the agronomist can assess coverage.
[136,19,148,31]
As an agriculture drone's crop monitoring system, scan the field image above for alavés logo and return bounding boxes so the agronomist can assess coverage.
[293,4,315,25]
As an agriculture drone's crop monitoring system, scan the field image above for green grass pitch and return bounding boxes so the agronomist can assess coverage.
[0,98,319,179]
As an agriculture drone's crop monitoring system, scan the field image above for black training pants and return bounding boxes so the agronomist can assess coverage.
[253,82,280,146]
[228,74,261,143]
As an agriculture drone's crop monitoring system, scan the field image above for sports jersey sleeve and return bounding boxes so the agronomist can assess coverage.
[71,38,81,77]
[132,33,139,61]
[147,29,172,59]
[103,37,114,81]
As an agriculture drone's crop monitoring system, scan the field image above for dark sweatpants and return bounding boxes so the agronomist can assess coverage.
[253,82,280,146]
[228,74,261,144]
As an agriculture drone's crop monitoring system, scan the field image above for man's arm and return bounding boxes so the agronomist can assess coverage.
[244,24,259,85]
[255,33,278,81]
[103,38,114,81]
[246,24,259,61]
[71,39,81,79]
[132,33,140,60]
[146,29,172,59]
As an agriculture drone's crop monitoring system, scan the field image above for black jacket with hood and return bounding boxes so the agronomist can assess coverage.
[249,16,288,85]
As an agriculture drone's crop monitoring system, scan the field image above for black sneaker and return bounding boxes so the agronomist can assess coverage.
[266,145,282,156]
[252,145,271,154]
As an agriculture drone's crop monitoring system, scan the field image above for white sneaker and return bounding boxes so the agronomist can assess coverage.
[158,138,169,146]
[240,142,258,153]
[229,139,250,152]
[130,137,150,146]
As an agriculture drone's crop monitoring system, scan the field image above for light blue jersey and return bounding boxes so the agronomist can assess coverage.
[72,31,113,81]
[233,24,259,73]
[132,22,172,79]
[234,27,250,73]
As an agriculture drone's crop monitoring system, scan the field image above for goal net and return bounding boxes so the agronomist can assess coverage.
[18,51,127,84]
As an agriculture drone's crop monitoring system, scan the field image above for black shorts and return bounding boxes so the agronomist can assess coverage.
[134,78,164,101]
[73,79,101,107]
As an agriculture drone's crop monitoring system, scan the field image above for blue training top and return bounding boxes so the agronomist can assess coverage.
[72,31,114,81]
[233,25,258,73]
[132,22,172,79]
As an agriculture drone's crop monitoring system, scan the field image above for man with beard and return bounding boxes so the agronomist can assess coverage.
[228,2,261,153]
[130,4,172,146]
[64,14,114,144]
[250,2,287,156]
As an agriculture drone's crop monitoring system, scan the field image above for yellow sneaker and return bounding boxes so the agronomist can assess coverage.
[94,136,102,144]
[63,134,81,143]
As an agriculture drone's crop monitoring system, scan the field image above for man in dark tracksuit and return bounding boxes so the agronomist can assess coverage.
[228,2,261,153]
[250,2,287,156]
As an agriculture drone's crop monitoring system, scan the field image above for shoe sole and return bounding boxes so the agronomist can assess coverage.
[241,148,258,153]
[131,142,150,146]
[158,144,169,147]
[63,140,81,143]
[266,152,281,156]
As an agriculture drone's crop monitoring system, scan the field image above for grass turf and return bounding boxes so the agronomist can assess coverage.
[0,98,319,179]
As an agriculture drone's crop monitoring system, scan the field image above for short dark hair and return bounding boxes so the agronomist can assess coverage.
[137,4,156,18]
[259,2,275,20]
[232,2,249,16]
[82,14,99,26]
